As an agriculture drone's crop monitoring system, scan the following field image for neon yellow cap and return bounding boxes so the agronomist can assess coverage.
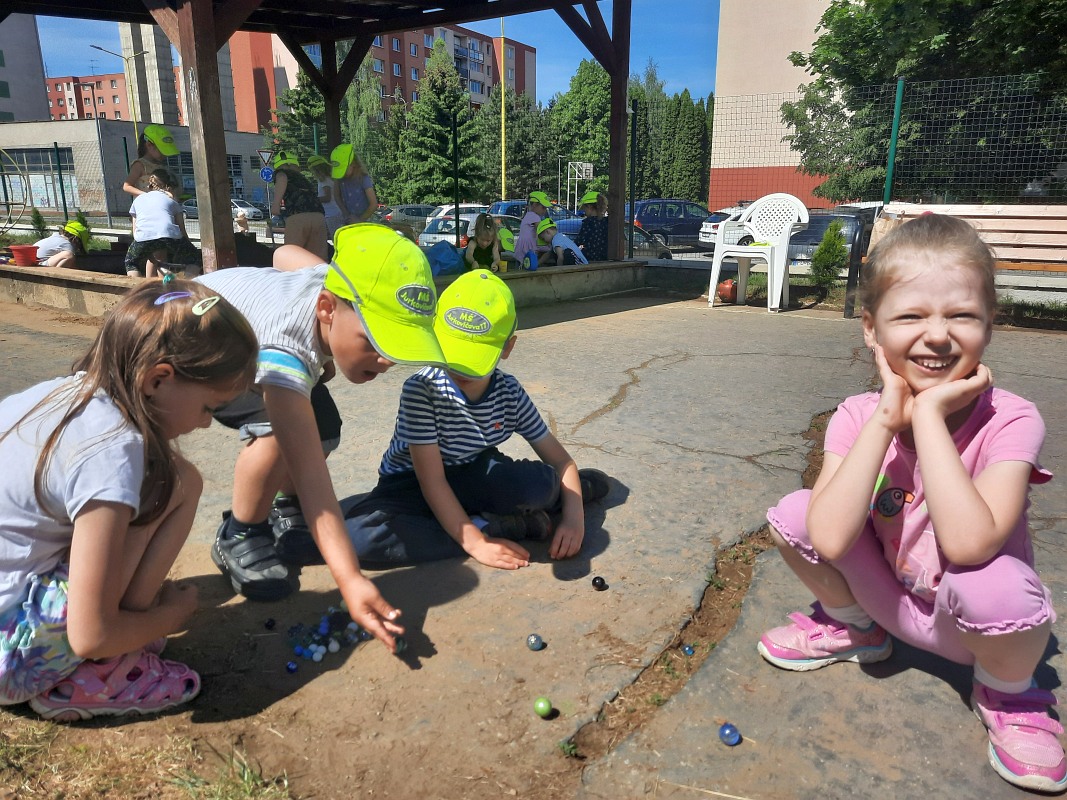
[580,191,600,206]
[142,124,178,157]
[434,270,516,378]
[330,143,356,179]
[527,191,550,207]
[536,217,556,236]
[63,220,90,248]
[324,224,445,366]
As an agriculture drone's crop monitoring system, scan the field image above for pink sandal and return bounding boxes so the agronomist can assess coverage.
[28,648,200,722]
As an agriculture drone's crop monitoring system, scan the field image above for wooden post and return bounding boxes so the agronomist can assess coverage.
[173,0,236,270]
[606,0,632,260]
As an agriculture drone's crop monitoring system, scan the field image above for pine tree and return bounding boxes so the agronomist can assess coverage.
[548,59,611,199]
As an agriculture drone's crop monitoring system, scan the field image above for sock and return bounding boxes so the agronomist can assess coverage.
[974,663,1034,695]
[822,603,875,630]
[224,515,272,540]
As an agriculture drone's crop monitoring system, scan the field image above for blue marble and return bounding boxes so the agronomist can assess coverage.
[718,723,742,746]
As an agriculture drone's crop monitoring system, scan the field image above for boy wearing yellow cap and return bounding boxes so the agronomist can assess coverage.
[536,217,588,266]
[33,221,89,268]
[516,191,551,268]
[340,270,609,569]
[195,224,445,652]
[575,190,609,261]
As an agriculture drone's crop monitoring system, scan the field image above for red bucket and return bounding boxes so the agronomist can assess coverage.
[9,245,39,266]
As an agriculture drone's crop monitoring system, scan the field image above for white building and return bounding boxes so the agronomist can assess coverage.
[0,14,50,123]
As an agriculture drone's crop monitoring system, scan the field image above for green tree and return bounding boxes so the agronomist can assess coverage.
[783,0,1067,202]
[343,59,385,170]
[662,90,706,202]
[628,60,670,200]
[810,220,848,292]
[396,40,482,204]
[470,84,554,201]
[549,59,611,198]
[268,71,327,159]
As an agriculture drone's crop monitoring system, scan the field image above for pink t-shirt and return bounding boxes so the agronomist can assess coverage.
[824,388,1052,601]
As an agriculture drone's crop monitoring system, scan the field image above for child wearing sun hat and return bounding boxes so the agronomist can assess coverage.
[341,269,611,569]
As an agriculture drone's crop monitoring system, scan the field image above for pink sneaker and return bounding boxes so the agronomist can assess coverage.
[972,682,1067,793]
[757,603,892,671]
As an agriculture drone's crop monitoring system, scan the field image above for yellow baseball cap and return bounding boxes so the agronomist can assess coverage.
[434,270,516,378]
[307,154,329,169]
[142,124,178,157]
[536,217,556,236]
[330,143,356,179]
[63,220,90,248]
[528,191,551,207]
[580,191,600,206]
[324,224,445,366]
[273,150,299,169]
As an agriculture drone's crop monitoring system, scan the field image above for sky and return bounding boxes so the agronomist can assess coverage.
[35,1,718,105]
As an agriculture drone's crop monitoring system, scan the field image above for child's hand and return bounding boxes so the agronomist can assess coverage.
[872,343,915,433]
[915,363,993,419]
[549,520,584,560]
[344,575,405,653]
[469,537,530,570]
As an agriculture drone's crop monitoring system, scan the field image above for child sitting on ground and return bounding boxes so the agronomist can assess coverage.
[340,269,610,569]
[575,191,608,261]
[125,169,202,278]
[758,214,1065,793]
[34,221,89,269]
[536,218,587,267]
[0,281,258,721]
[464,213,504,272]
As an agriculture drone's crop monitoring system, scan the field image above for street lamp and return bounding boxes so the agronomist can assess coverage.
[90,44,147,143]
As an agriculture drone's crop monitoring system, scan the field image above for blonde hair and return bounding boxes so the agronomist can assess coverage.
[860,214,997,316]
[3,281,257,526]
[585,194,607,215]
[144,168,179,193]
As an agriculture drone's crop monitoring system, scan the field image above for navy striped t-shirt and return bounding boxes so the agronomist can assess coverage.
[379,366,549,475]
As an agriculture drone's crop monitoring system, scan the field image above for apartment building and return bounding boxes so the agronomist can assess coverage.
[0,14,49,123]
[43,69,185,124]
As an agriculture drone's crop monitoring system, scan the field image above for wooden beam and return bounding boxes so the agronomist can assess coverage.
[554,3,615,74]
[277,30,330,96]
[175,0,237,270]
[605,0,631,260]
[143,0,178,47]
[215,0,264,50]
[335,35,373,99]
[321,40,343,147]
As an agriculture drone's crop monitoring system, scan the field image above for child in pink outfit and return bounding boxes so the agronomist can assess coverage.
[759,214,1064,794]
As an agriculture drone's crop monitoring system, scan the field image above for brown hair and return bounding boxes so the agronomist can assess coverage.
[860,213,997,316]
[473,213,495,242]
[5,281,257,526]
[144,168,179,193]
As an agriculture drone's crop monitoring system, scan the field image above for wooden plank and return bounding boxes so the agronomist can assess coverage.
[980,232,1067,247]
[995,261,1067,273]
[989,245,1067,262]
[968,218,1067,234]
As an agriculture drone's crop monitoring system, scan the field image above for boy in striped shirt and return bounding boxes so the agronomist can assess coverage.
[341,269,609,569]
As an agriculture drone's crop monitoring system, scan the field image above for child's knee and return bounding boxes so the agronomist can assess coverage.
[940,556,1053,632]
[174,456,204,505]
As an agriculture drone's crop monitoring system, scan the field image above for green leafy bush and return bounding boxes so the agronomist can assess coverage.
[810,220,847,289]
[30,208,48,239]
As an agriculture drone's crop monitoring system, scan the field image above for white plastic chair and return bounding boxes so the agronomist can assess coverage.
[707,193,809,312]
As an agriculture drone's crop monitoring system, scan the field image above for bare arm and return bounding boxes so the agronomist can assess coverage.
[122,161,146,198]
[529,433,585,559]
[358,185,378,222]
[65,501,196,659]
[410,443,530,569]
[274,243,327,271]
[265,386,404,650]
[270,173,288,217]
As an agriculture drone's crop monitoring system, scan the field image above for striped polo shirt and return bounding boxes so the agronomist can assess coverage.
[379,366,549,475]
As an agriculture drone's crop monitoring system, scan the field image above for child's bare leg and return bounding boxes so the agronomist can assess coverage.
[119,455,203,611]
[232,435,290,523]
[962,623,1051,684]
[146,250,167,279]
[770,525,856,608]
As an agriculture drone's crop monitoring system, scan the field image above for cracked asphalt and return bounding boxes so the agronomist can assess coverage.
[2,293,1064,798]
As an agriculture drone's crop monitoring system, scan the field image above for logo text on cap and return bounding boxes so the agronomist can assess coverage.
[443,307,491,335]
[396,285,434,316]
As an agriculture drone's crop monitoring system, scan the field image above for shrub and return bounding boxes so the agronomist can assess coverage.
[810,220,848,290]
[30,208,48,239]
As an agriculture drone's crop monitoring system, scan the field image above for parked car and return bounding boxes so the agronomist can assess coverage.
[626,199,710,245]
[628,225,672,260]
[417,214,482,249]
[697,206,752,251]
[491,214,523,237]
[490,199,580,223]
[786,211,868,271]
[181,199,199,219]
[425,203,489,227]
[231,198,263,221]
[380,204,436,235]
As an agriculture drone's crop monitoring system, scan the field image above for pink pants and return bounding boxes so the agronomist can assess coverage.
[767,490,1055,665]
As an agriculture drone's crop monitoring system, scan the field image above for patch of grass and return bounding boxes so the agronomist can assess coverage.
[557,740,580,759]
[168,743,291,800]
[996,297,1067,331]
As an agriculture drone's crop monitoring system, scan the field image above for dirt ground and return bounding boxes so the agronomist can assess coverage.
[0,302,813,799]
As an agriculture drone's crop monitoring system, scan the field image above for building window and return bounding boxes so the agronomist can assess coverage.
[98,97,104,105]
[411,67,418,80]
[412,90,418,102]
[85,112,92,118]
[66,81,72,90]
[424,34,433,48]
[98,111,106,119]
[506,45,514,59]
[57,98,64,106]
[470,41,479,53]
[507,68,515,80]
[60,114,66,119]
[392,63,401,77]
[373,35,382,47]
[392,37,400,51]
[115,110,121,119]
[95,81,101,89]
[48,99,53,107]
[0,51,5,68]
[470,81,483,94]
[0,112,13,122]
[55,82,61,91]
[410,43,417,56]
[84,97,90,106]
[0,80,10,99]
[110,79,117,88]
[379,84,386,97]
[373,58,384,73]
[113,95,120,103]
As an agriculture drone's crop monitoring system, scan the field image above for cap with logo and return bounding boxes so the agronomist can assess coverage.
[273,151,299,169]
[527,191,551,208]
[434,269,516,378]
[307,154,329,169]
[330,143,357,179]
[324,223,445,366]
[63,220,90,248]
[142,124,178,157]
[536,217,557,236]
[579,191,600,206]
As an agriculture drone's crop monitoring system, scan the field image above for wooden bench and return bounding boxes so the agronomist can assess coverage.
[881,204,1067,273]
